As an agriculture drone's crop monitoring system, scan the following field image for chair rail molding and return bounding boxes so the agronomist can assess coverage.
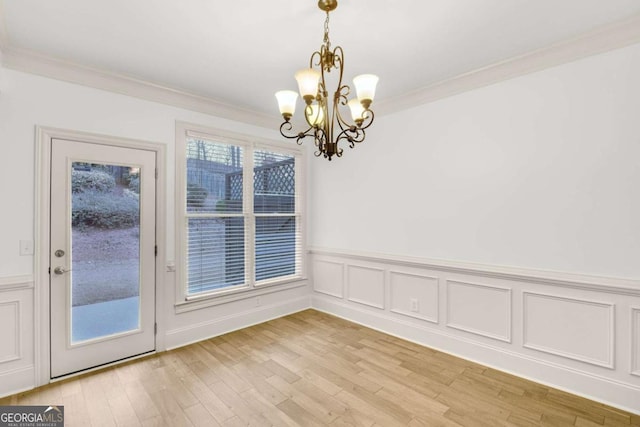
[308,248,640,295]
[0,275,33,291]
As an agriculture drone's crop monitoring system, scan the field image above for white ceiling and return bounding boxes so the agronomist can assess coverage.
[2,0,640,120]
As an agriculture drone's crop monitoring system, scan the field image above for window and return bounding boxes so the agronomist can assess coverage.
[176,124,304,302]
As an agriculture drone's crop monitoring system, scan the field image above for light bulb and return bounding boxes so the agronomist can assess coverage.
[305,104,324,126]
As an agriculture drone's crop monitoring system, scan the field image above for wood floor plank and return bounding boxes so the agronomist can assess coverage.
[207,379,271,426]
[232,361,288,406]
[147,388,194,426]
[183,402,222,427]
[123,380,162,423]
[60,391,91,427]
[179,375,235,424]
[107,393,142,427]
[266,374,343,424]
[276,398,326,427]
[2,309,638,426]
[239,387,302,427]
[334,389,408,427]
[261,358,302,383]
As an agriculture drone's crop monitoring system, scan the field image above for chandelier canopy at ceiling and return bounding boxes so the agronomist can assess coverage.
[275,0,378,161]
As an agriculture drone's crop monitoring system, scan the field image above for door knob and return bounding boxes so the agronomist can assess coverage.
[53,266,71,275]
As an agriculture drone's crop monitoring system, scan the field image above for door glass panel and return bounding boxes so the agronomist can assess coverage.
[70,163,141,343]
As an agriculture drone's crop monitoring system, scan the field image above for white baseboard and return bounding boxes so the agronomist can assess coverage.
[165,296,312,350]
[0,365,35,399]
[312,295,640,415]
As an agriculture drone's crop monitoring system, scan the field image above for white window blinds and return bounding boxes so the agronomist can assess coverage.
[182,134,302,297]
[254,150,301,283]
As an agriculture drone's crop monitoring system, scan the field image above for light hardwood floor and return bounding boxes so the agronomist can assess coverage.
[1,309,638,426]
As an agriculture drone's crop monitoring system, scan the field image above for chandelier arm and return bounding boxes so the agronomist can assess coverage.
[331,46,346,131]
[303,103,314,128]
[310,50,322,69]
[333,46,345,82]
[359,109,375,130]
[336,127,365,148]
[333,91,353,129]
[314,126,330,158]
[279,121,317,146]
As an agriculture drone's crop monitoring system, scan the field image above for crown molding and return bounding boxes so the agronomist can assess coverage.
[0,46,277,129]
[1,12,639,120]
[376,13,640,115]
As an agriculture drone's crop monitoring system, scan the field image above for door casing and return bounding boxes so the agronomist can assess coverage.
[35,126,167,385]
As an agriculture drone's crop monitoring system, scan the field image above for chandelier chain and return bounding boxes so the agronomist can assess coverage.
[323,12,331,47]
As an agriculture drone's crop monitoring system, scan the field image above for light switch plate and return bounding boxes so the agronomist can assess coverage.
[20,240,34,255]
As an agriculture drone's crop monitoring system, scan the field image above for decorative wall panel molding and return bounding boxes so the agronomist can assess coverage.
[0,301,20,363]
[309,248,640,414]
[0,285,34,399]
[632,308,640,377]
[312,260,344,298]
[446,280,512,343]
[346,265,385,309]
[389,271,439,323]
[523,292,614,368]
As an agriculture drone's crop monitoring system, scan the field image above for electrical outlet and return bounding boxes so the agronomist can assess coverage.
[256,297,261,307]
[410,298,419,312]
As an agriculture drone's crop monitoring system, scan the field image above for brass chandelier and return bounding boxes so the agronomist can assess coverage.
[275,0,378,161]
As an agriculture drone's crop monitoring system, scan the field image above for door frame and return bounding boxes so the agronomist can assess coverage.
[34,126,167,386]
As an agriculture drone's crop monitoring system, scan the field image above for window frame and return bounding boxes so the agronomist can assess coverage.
[175,122,307,311]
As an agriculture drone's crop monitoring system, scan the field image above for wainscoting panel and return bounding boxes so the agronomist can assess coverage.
[312,260,344,298]
[523,292,614,368]
[347,265,385,309]
[309,248,640,414]
[633,308,640,377]
[446,280,512,342]
[0,301,20,363]
[389,271,438,323]
[0,277,35,398]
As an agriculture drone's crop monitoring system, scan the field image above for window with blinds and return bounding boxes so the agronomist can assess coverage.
[254,150,300,283]
[180,131,302,298]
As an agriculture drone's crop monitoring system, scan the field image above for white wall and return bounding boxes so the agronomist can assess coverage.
[0,67,278,274]
[309,42,640,414]
[310,42,640,280]
[0,66,310,396]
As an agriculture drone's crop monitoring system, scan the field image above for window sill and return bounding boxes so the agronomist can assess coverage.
[174,277,309,314]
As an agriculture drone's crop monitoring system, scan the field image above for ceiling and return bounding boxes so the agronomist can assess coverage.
[1,0,640,122]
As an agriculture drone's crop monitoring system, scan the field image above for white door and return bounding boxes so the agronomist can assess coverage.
[50,138,156,378]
